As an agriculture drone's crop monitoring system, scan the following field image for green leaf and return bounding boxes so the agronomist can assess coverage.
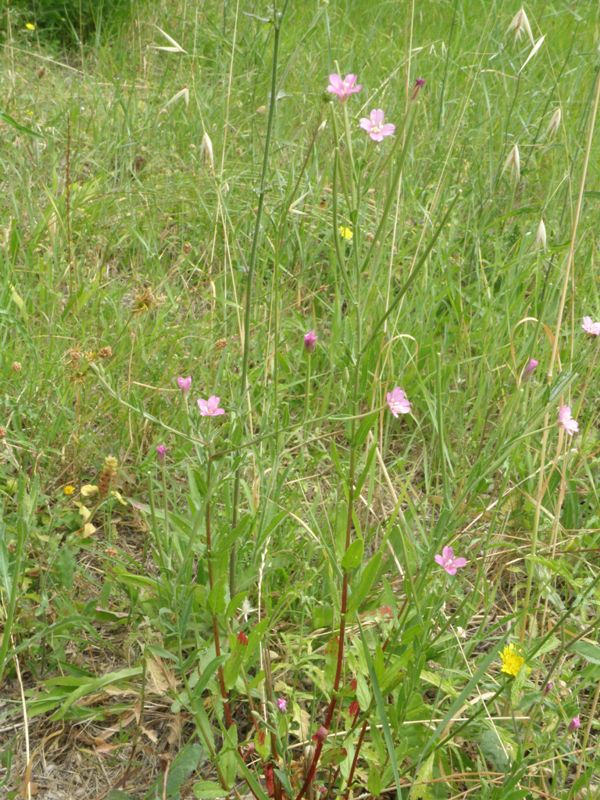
[146,742,202,799]
[233,750,270,800]
[409,752,434,799]
[223,650,244,691]
[342,538,364,572]
[107,792,134,800]
[348,551,383,614]
[52,666,143,719]
[193,782,226,799]
[479,727,512,772]
[191,655,227,698]
[208,581,226,615]
[367,767,382,797]
[0,110,43,137]
[218,726,239,789]
[572,640,600,665]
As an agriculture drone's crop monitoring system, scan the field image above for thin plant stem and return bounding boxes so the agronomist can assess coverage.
[521,66,600,640]
[205,456,234,728]
[230,5,287,598]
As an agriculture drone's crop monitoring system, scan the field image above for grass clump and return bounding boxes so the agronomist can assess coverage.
[5,0,135,48]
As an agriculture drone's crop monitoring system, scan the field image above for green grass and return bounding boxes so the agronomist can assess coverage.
[1,1,599,798]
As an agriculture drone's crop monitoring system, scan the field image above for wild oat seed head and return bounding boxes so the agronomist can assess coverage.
[546,107,562,138]
[535,219,547,251]
[503,144,521,182]
[201,131,215,172]
[507,8,534,44]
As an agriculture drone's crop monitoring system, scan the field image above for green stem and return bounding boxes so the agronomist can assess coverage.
[230,6,286,598]
[206,456,234,728]
[0,478,31,685]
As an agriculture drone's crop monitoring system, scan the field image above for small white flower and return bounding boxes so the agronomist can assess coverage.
[240,597,256,622]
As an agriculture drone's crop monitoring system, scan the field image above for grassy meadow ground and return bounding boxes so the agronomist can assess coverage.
[1,0,599,797]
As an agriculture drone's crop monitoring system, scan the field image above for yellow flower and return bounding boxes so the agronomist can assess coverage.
[25,22,36,31]
[80,484,99,498]
[338,225,353,241]
[500,643,525,677]
[63,485,76,496]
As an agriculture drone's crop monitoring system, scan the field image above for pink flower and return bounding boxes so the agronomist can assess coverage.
[327,73,362,101]
[386,387,411,417]
[304,330,318,352]
[435,546,468,576]
[177,376,192,393]
[198,396,225,417]
[568,715,581,732]
[582,316,600,336]
[359,109,396,142]
[522,358,539,378]
[277,697,287,712]
[156,444,168,461]
[558,405,578,435]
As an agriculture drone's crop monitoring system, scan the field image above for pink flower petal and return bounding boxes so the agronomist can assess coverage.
[453,557,468,568]
[381,123,396,136]
[442,546,454,560]
[359,118,371,131]
[370,108,384,125]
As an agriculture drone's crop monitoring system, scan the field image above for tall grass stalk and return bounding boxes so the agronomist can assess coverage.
[230,3,288,598]
[521,67,600,640]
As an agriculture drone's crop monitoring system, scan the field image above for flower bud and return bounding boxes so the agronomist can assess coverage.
[304,330,318,352]
[523,358,539,378]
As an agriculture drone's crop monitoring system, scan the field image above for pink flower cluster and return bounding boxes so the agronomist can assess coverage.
[326,72,396,142]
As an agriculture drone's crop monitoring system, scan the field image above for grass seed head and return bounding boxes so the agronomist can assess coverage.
[507,8,534,44]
